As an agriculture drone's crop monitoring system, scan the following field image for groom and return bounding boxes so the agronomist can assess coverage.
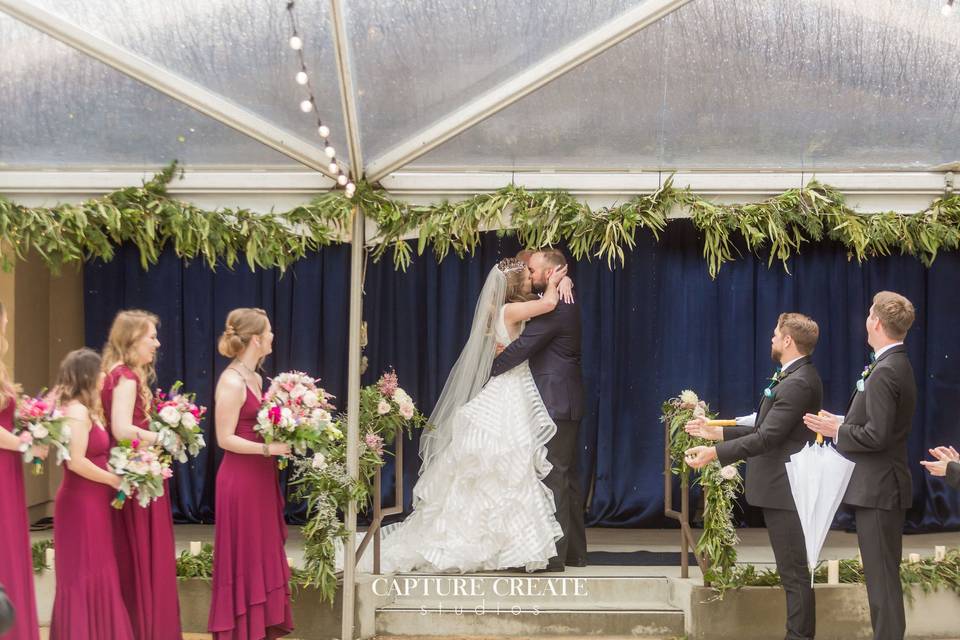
[491,249,586,572]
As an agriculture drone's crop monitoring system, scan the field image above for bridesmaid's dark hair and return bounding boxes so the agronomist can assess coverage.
[218,308,269,359]
[55,348,104,421]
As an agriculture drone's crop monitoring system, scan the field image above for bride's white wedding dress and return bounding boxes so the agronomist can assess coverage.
[378,306,563,573]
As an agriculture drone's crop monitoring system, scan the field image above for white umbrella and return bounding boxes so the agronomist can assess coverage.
[785,436,856,586]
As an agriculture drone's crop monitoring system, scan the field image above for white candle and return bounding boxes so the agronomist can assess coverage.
[909,553,921,564]
[44,547,55,569]
[935,546,946,562]
[827,559,840,584]
[189,541,202,556]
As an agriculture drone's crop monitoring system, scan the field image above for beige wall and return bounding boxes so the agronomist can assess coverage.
[1,254,85,521]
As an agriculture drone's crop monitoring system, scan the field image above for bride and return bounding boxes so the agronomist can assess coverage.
[380,257,569,573]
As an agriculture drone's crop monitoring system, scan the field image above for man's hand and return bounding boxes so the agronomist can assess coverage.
[920,446,960,477]
[684,417,723,441]
[803,411,841,439]
[920,459,950,477]
[495,343,506,356]
[684,445,717,469]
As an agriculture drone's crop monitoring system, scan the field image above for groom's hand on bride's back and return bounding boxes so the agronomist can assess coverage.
[495,343,506,355]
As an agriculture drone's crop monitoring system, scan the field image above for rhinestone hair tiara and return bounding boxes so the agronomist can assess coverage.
[496,257,527,274]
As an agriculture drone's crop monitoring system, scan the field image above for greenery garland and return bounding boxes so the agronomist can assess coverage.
[5,165,960,276]
[662,390,743,587]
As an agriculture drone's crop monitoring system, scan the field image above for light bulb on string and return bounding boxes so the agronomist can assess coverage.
[289,35,303,50]
[337,174,348,186]
[329,162,339,174]
[300,99,313,113]
[296,71,308,85]
[324,145,336,158]
[318,125,330,138]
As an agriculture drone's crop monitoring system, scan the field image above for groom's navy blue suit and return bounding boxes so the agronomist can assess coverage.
[491,299,586,567]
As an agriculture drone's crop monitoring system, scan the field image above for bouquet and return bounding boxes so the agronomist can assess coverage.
[107,439,172,508]
[255,371,338,469]
[149,381,207,463]
[15,394,71,475]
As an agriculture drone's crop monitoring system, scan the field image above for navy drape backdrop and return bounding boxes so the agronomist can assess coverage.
[84,221,960,532]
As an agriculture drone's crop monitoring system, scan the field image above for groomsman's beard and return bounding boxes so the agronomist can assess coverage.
[771,346,783,364]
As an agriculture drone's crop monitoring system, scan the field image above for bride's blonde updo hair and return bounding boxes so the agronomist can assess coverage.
[497,257,534,303]
[218,308,269,359]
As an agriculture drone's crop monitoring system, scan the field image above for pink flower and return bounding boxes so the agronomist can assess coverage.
[131,439,140,449]
[378,371,399,398]
[18,431,33,444]
[720,465,739,481]
[161,467,173,480]
[364,432,385,456]
[399,403,414,420]
[268,405,282,424]
[377,399,391,415]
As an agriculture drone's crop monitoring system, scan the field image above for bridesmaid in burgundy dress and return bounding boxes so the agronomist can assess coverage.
[0,300,44,640]
[100,310,181,640]
[209,308,293,640]
[50,348,134,640]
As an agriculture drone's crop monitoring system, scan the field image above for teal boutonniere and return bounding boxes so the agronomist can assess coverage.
[856,354,877,392]
[763,368,784,398]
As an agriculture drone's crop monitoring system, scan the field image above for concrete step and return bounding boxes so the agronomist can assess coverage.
[376,607,686,637]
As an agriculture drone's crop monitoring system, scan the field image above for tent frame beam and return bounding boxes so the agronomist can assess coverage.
[0,0,337,178]
[363,0,694,182]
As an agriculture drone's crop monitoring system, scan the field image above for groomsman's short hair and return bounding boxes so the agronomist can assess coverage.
[538,249,567,268]
[777,313,819,355]
[872,291,915,340]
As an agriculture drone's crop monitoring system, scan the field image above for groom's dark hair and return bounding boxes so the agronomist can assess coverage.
[538,249,567,268]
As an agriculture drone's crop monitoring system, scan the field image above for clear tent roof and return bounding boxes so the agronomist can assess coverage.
[2,0,959,174]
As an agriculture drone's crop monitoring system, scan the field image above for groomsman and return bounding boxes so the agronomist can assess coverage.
[805,291,917,640]
[685,313,822,640]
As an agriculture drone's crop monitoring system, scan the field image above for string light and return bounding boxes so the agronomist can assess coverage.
[285,1,356,196]
[944,0,956,17]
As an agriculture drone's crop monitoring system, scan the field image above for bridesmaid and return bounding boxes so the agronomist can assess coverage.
[208,308,293,640]
[100,310,181,640]
[0,300,43,640]
[50,348,134,640]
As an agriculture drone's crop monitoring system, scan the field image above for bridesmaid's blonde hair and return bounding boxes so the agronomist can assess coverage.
[0,301,18,409]
[101,309,159,409]
[54,348,104,423]
[218,308,269,361]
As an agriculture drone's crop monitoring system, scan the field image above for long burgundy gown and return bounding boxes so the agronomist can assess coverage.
[102,365,181,640]
[0,399,40,640]
[208,386,293,640]
[50,419,135,639]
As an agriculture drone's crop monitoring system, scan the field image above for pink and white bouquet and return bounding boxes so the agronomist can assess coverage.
[149,381,207,464]
[107,439,172,508]
[15,394,71,475]
[255,371,338,469]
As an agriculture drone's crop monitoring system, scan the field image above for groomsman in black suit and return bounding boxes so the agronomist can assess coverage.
[685,313,822,640]
[805,291,917,640]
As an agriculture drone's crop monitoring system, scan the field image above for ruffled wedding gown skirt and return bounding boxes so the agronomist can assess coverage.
[375,362,563,573]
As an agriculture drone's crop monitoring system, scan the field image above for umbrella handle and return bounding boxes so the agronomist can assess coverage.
[705,419,737,427]
[816,433,824,445]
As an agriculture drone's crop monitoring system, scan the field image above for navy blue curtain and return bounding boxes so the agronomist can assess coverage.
[83,221,960,532]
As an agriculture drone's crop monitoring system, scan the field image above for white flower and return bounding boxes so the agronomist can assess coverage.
[257,408,269,422]
[393,388,412,405]
[159,405,180,425]
[290,384,307,399]
[32,424,49,440]
[720,465,739,481]
[303,390,319,407]
[312,409,332,426]
[399,402,414,420]
[280,407,293,421]
[181,412,197,429]
[324,424,343,440]
[61,424,72,439]
[311,452,327,470]
[679,390,699,406]
[377,400,391,415]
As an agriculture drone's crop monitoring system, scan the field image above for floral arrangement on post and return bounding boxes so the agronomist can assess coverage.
[15,394,71,475]
[255,371,339,469]
[290,370,429,604]
[662,390,742,588]
[149,381,207,464]
[108,438,172,508]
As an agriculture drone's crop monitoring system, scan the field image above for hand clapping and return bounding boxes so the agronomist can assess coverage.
[920,446,960,477]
